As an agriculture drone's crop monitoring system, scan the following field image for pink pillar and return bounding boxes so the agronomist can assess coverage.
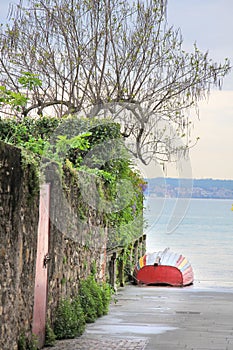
[32,184,50,348]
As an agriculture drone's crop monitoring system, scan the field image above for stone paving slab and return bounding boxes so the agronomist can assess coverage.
[49,336,148,350]
[44,285,233,350]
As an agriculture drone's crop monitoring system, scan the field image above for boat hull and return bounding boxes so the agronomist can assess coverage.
[135,265,184,286]
[133,249,194,287]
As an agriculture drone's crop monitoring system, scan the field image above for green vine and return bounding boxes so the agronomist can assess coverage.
[0,115,146,248]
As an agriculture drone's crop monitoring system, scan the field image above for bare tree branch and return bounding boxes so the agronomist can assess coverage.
[0,0,231,164]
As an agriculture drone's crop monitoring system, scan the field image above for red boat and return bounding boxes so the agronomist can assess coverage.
[133,248,194,287]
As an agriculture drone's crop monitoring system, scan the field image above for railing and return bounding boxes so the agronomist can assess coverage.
[106,234,146,290]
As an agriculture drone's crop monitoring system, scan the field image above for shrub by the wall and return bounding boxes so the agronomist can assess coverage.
[78,278,98,323]
[54,297,85,339]
[101,282,112,315]
[78,276,112,323]
[44,323,56,347]
[86,276,104,318]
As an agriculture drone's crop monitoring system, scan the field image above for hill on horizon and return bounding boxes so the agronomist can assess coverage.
[145,177,233,199]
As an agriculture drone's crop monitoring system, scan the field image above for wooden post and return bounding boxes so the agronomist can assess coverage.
[109,252,117,291]
[118,249,125,287]
[106,234,147,288]
[128,244,134,279]
[139,236,143,257]
[133,240,139,265]
[142,234,147,255]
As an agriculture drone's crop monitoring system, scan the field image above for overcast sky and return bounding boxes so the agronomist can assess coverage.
[167,0,233,180]
[1,0,233,180]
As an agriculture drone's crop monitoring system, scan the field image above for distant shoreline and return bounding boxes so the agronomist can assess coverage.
[145,177,233,200]
[145,195,233,200]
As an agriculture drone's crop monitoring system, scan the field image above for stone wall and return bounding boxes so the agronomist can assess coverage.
[45,163,108,323]
[0,142,39,350]
[0,143,107,349]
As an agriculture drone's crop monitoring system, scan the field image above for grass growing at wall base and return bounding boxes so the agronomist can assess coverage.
[45,323,56,347]
[18,332,39,350]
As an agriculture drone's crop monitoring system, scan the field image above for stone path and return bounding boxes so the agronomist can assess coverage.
[48,334,147,350]
[48,335,148,350]
[44,284,233,350]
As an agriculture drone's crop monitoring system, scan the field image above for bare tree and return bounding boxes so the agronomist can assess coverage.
[0,0,230,164]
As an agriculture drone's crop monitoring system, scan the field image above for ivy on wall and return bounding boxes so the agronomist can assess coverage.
[0,116,146,248]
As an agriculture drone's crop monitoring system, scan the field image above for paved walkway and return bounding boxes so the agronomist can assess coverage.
[45,284,233,350]
[49,336,147,350]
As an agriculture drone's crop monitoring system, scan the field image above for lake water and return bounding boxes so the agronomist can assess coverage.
[144,197,233,290]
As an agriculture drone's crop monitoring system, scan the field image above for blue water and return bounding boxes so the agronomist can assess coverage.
[144,198,233,289]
